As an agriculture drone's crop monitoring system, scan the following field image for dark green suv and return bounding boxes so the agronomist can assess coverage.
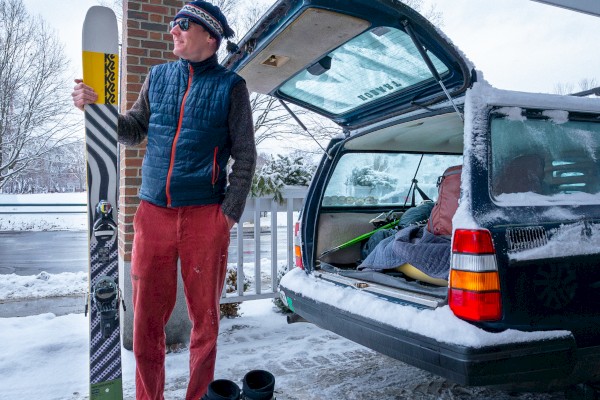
[225,0,600,390]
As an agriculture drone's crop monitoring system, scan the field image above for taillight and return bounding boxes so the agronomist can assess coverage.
[449,229,501,321]
[294,221,304,269]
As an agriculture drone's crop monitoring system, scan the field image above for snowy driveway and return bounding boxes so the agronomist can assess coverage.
[0,299,570,400]
[0,208,575,399]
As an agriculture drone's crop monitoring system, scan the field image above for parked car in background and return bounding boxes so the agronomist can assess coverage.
[224,0,600,393]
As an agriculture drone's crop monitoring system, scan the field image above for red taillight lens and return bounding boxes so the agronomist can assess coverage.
[294,221,304,269]
[449,229,501,322]
[448,289,502,321]
[452,229,495,254]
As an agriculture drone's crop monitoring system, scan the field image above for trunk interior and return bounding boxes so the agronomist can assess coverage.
[314,210,450,308]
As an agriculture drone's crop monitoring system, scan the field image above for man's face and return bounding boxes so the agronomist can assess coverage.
[170,18,217,62]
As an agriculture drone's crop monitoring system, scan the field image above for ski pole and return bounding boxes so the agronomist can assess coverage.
[319,218,402,259]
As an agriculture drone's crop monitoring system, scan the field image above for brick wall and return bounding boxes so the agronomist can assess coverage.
[119,0,184,260]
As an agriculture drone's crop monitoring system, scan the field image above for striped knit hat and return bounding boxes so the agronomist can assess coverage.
[174,1,235,43]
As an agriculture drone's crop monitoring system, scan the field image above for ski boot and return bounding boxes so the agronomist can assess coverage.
[201,379,241,400]
[241,370,276,400]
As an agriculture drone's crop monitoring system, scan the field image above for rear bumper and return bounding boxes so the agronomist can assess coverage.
[280,282,600,387]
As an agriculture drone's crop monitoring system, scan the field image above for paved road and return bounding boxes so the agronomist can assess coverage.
[0,228,291,276]
[0,231,88,275]
[0,229,290,317]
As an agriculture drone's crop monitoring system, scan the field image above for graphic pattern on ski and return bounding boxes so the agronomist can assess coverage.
[86,102,120,386]
[83,6,123,399]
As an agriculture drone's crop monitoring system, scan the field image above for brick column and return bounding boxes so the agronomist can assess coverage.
[119,0,189,351]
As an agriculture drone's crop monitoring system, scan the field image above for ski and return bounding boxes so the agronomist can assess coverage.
[82,6,123,400]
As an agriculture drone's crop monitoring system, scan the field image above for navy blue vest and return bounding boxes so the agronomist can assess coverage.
[140,56,243,207]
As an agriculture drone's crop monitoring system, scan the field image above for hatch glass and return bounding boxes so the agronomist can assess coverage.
[279,26,449,115]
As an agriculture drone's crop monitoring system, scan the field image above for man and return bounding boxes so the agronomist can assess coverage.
[72,2,256,399]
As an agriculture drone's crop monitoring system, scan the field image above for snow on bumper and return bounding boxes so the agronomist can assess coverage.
[279,268,594,387]
[279,267,570,348]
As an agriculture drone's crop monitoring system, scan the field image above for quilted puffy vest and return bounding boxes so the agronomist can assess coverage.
[140,57,243,207]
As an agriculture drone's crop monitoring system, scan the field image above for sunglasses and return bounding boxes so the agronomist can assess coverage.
[169,18,193,31]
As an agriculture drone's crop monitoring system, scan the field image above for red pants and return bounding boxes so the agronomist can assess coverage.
[131,200,230,400]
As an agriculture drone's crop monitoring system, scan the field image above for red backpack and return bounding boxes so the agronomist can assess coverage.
[426,165,462,236]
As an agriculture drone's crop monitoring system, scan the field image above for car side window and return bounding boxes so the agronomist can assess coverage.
[490,110,600,203]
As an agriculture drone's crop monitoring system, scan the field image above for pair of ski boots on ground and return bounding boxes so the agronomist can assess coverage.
[202,369,275,400]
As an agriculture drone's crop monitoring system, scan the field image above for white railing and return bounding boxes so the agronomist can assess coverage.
[221,186,307,304]
[0,188,308,304]
[0,202,86,214]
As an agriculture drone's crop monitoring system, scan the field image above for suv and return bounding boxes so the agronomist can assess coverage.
[224,0,600,390]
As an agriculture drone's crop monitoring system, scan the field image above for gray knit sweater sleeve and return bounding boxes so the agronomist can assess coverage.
[117,74,150,146]
[221,81,257,222]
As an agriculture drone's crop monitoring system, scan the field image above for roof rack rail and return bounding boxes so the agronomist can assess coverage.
[570,86,600,97]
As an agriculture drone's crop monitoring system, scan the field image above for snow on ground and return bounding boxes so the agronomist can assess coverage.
[0,213,87,231]
[0,265,572,399]
[0,195,573,399]
[0,271,88,300]
[0,299,568,400]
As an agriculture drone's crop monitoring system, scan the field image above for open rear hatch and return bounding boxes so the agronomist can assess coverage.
[223,0,473,129]
[223,0,474,308]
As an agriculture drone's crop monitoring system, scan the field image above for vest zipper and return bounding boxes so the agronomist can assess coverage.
[165,64,194,207]
[211,146,219,192]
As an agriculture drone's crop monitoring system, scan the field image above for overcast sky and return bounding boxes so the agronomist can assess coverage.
[21,0,598,94]
[22,0,99,78]
[425,0,600,93]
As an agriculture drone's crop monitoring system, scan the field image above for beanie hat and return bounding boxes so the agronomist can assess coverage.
[174,1,235,42]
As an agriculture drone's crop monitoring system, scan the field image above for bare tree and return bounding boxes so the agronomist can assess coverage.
[0,0,80,191]
[6,141,86,193]
[100,0,123,22]
[210,0,243,19]
[407,0,444,26]
[227,2,338,151]
[554,78,599,95]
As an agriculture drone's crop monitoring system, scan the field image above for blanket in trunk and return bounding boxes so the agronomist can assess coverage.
[358,225,451,280]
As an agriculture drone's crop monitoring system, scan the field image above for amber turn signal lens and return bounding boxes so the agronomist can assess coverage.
[450,269,500,291]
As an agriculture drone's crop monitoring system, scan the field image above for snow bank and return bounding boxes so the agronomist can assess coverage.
[0,261,282,302]
[0,213,87,231]
[0,271,88,301]
[280,268,571,348]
